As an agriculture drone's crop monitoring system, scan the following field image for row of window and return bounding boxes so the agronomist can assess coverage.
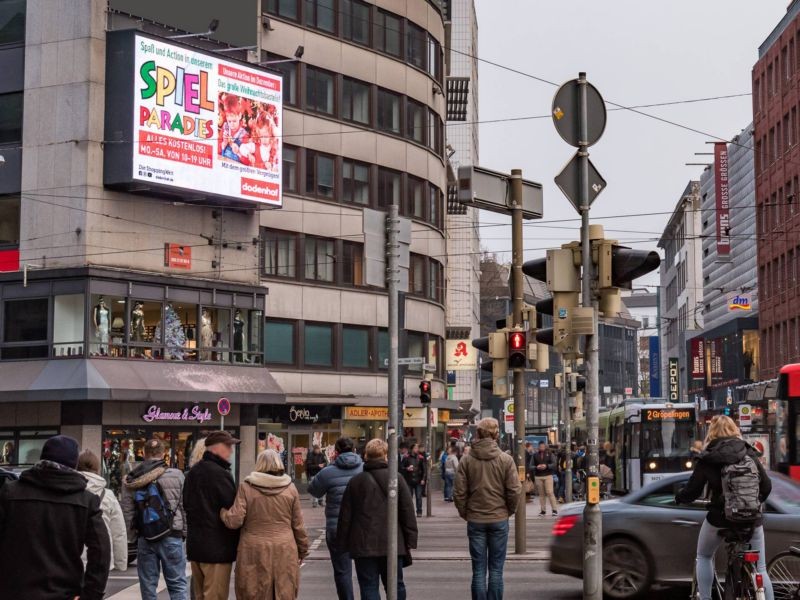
[265,0,444,84]
[762,319,799,377]
[283,145,444,229]
[754,31,800,114]
[265,318,444,377]
[271,60,444,157]
[757,177,800,236]
[755,105,799,174]
[261,228,445,303]
[759,244,800,302]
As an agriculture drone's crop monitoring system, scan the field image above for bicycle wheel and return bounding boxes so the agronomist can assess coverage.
[769,551,800,600]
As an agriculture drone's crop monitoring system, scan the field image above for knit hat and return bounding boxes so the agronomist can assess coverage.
[40,435,80,469]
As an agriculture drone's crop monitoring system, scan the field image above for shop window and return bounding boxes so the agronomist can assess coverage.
[409,254,426,296]
[263,229,297,278]
[161,303,197,361]
[408,177,425,220]
[377,89,401,134]
[246,309,264,364]
[0,92,23,144]
[53,294,85,358]
[129,300,162,359]
[375,9,401,57]
[0,434,13,464]
[407,331,424,372]
[0,0,24,46]
[2,297,48,359]
[342,326,369,368]
[266,0,299,20]
[88,295,124,357]
[304,0,336,33]
[306,150,336,198]
[267,56,297,106]
[406,22,426,69]
[342,159,370,205]
[342,241,364,286]
[265,320,295,364]
[283,146,298,192]
[304,322,333,367]
[306,66,335,115]
[305,237,335,282]
[377,167,401,210]
[0,196,20,247]
[342,77,371,125]
[406,99,426,144]
[342,0,370,46]
[377,328,389,370]
[199,307,231,362]
[17,431,57,465]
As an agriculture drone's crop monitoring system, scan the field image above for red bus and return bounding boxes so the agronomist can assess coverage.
[777,363,800,480]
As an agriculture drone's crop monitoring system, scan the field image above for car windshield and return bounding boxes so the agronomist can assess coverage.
[768,473,800,512]
[641,416,695,458]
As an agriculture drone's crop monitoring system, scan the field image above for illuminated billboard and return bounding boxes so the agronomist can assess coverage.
[104,30,283,207]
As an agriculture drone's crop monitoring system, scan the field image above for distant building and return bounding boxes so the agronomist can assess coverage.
[623,290,659,397]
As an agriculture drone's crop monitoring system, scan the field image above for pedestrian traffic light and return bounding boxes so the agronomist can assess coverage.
[419,380,431,404]
[507,328,526,369]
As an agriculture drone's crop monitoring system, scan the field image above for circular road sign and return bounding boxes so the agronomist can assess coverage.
[551,78,607,147]
[217,397,231,417]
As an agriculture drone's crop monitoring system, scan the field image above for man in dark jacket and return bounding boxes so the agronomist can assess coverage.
[530,441,558,516]
[309,437,364,600]
[306,444,327,507]
[0,435,110,600]
[183,431,241,600]
[337,438,418,600]
[400,442,425,517]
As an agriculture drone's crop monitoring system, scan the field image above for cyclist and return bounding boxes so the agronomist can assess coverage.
[675,415,773,600]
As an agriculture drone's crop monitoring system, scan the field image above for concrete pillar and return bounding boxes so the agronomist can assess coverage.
[239,424,256,478]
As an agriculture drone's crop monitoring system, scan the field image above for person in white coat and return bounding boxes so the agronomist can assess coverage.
[78,450,128,571]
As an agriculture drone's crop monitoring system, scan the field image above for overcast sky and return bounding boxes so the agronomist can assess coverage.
[473,0,788,286]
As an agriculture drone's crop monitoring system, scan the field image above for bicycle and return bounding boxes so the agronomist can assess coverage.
[768,543,800,600]
[690,528,767,600]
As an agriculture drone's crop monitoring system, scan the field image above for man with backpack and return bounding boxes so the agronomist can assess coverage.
[676,415,774,600]
[121,438,187,600]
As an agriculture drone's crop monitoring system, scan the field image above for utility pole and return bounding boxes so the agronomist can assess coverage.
[563,359,573,503]
[510,169,527,554]
[426,402,432,517]
[386,204,400,600]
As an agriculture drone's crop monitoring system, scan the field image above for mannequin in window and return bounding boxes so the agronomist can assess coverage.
[130,301,145,357]
[200,309,214,360]
[233,309,246,362]
[93,296,110,355]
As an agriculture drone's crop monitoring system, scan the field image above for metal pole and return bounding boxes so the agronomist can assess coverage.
[564,359,573,503]
[426,403,432,517]
[387,205,400,600]
[578,71,602,600]
[510,169,527,555]
[255,0,262,58]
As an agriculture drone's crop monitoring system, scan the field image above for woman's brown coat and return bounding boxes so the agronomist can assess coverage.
[221,472,309,600]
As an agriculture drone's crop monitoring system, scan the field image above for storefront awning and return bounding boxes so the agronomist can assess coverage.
[0,359,285,404]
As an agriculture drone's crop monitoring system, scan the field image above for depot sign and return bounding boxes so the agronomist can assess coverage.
[668,357,679,401]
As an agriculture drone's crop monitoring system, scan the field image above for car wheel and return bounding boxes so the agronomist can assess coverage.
[602,537,653,600]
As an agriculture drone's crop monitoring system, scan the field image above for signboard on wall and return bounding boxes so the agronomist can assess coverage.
[668,357,679,401]
[714,142,731,256]
[104,30,283,207]
[344,406,389,421]
[446,339,477,370]
[164,243,192,269]
[727,292,753,312]
[690,338,705,379]
[649,336,661,397]
[264,404,340,425]
[403,407,438,428]
[709,339,723,379]
[0,248,19,272]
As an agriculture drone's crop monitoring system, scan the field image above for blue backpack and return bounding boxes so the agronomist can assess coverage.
[133,481,174,542]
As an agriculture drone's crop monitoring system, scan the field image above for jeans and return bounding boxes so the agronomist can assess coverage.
[556,473,566,500]
[411,483,424,514]
[137,536,188,600]
[443,472,455,500]
[695,521,774,600]
[354,557,406,600]
[327,529,355,600]
[467,520,509,600]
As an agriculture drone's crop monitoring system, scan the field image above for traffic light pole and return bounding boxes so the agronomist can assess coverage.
[578,72,602,600]
[426,403,432,517]
[386,205,400,600]
[563,360,573,503]
[510,169,527,555]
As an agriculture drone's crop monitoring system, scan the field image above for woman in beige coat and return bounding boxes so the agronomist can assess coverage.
[221,449,309,600]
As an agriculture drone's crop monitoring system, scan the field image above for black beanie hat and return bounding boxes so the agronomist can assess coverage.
[40,435,80,469]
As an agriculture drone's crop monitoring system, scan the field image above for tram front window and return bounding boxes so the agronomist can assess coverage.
[641,409,695,458]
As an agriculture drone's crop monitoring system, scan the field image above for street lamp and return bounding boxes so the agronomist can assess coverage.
[258,45,304,66]
[169,19,220,40]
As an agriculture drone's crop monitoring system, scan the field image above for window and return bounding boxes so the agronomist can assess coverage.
[377,329,389,370]
[262,229,296,278]
[428,109,443,155]
[305,323,333,367]
[342,159,370,205]
[0,0,25,46]
[428,185,441,228]
[199,307,231,362]
[377,89,401,134]
[53,294,85,358]
[265,320,295,364]
[342,0,370,45]
[410,254,426,295]
[306,67,335,115]
[305,0,336,33]
[283,146,298,192]
[342,77,370,125]
[266,0,299,20]
[427,35,443,83]
[342,241,364,286]
[407,177,425,219]
[267,58,297,106]
[305,237,335,282]
[406,99,426,144]
[306,151,335,198]
[0,92,22,144]
[377,168,401,209]
[3,298,48,359]
[0,196,19,247]
[375,10,402,57]
[407,331,424,372]
[406,22,426,69]
[342,326,369,368]
[428,259,443,302]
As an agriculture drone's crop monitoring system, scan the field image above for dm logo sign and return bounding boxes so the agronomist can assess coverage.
[727,293,752,312]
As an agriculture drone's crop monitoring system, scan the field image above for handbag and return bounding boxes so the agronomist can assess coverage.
[523,476,534,495]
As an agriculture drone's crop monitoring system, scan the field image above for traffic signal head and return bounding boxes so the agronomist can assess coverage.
[419,380,431,404]
[595,235,660,316]
[507,329,527,369]
[473,332,509,397]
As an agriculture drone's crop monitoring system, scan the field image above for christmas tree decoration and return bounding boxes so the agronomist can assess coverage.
[155,303,186,360]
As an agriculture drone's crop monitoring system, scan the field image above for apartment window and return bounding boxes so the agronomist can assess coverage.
[306,67,335,115]
[342,241,364,286]
[283,146,298,192]
[428,185,441,228]
[306,151,335,198]
[342,159,370,205]
[377,168,401,209]
[427,35,443,83]
[304,237,335,282]
[262,229,296,278]
[375,10,401,57]
[428,259,442,302]
[406,99,426,144]
[0,196,20,247]
[407,331,424,372]
[407,177,425,219]
[304,0,336,33]
[304,323,333,367]
[377,89,401,134]
[342,326,370,368]
[342,0,370,45]
[267,57,297,106]
[428,109,443,155]
[410,254,426,295]
[265,320,295,364]
[0,92,22,144]
[0,0,26,45]
[267,0,299,19]
[342,77,370,125]
[406,22,426,69]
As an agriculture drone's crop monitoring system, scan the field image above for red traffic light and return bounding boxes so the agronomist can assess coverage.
[508,330,527,369]
[509,331,526,351]
[419,381,431,393]
[419,380,432,404]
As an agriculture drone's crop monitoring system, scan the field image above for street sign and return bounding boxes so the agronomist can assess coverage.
[456,165,543,220]
[503,398,515,434]
[554,152,607,213]
[217,397,231,417]
[384,357,425,366]
[739,403,752,431]
[551,79,607,147]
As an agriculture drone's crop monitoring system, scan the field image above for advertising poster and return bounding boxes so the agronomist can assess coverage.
[649,336,661,397]
[132,34,282,205]
[690,338,705,379]
[743,433,770,468]
[714,142,731,256]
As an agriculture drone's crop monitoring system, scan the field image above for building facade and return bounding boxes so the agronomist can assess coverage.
[622,290,659,397]
[658,181,704,401]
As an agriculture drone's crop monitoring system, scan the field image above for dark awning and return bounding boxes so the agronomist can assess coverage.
[0,359,285,404]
